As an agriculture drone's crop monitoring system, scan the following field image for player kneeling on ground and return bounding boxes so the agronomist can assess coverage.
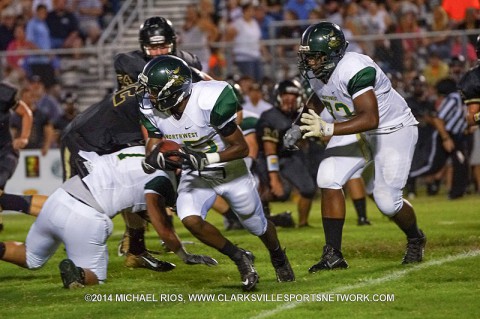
[0,146,217,288]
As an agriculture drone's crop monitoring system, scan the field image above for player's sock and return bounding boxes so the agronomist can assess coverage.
[402,222,422,239]
[353,198,367,220]
[0,242,5,259]
[0,192,32,214]
[268,245,286,266]
[127,227,146,255]
[218,240,243,260]
[322,217,345,251]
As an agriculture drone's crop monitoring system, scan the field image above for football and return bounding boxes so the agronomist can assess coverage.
[156,139,182,169]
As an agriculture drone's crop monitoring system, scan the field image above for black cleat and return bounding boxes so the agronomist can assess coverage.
[308,245,349,273]
[234,249,259,291]
[272,249,295,282]
[402,230,426,264]
[357,217,372,226]
[59,259,85,289]
[125,252,176,272]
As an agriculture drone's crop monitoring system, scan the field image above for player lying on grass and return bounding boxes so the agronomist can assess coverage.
[0,145,217,288]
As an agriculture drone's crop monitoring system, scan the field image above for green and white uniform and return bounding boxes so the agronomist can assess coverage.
[140,81,268,235]
[307,52,418,216]
[25,146,177,282]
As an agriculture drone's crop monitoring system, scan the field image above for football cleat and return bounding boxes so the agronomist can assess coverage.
[402,230,426,264]
[125,252,176,272]
[357,217,372,226]
[272,249,295,282]
[59,259,85,289]
[308,245,349,273]
[234,249,259,291]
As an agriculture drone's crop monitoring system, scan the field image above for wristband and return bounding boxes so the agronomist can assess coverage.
[266,155,279,172]
[206,152,220,164]
[474,112,480,124]
[324,122,334,136]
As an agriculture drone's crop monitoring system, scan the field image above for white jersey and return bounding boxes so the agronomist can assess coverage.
[79,146,177,218]
[140,80,239,170]
[308,52,418,133]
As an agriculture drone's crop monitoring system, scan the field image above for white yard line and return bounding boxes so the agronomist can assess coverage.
[253,250,480,319]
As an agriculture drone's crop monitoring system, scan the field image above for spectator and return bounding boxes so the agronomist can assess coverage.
[342,1,366,54]
[426,5,452,60]
[46,0,83,58]
[10,86,55,155]
[32,0,53,12]
[276,9,303,63]
[6,24,36,80]
[31,78,64,124]
[225,2,266,83]
[456,7,480,47]
[179,4,218,73]
[284,0,318,21]
[72,0,103,45]
[0,7,16,51]
[422,51,449,87]
[323,0,343,27]
[254,2,275,40]
[26,4,58,87]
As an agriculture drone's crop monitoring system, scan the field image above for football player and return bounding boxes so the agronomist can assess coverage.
[459,35,480,127]
[114,16,207,91]
[0,82,32,232]
[113,16,214,264]
[297,22,426,271]
[0,145,217,288]
[137,55,295,291]
[256,79,315,227]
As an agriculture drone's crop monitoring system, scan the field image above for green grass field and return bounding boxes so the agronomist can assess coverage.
[1,191,479,319]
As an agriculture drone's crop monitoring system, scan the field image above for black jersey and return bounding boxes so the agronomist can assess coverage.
[61,85,143,154]
[257,108,299,157]
[458,64,480,104]
[0,83,18,147]
[113,50,203,90]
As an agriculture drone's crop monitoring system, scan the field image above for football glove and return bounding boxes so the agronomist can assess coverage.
[145,144,183,171]
[181,146,209,171]
[283,124,302,150]
[183,253,218,266]
[300,109,334,138]
[141,159,156,174]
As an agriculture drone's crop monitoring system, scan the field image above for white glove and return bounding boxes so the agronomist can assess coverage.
[300,109,334,138]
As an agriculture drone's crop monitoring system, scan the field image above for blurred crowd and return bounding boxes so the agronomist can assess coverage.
[0,0,479,195]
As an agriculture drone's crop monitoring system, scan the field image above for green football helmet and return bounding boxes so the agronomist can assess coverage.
[298,22,348,83]
[137,55,192,112]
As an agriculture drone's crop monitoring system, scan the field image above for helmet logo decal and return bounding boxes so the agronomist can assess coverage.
[326,30,341,49]
[157,67,188,98]
[149,35,165,43]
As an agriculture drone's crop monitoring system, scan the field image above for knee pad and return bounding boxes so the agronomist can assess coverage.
[373,188,403,217]
[26,253,46,270]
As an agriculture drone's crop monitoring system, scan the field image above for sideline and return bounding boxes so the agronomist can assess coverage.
[252,250,480,319]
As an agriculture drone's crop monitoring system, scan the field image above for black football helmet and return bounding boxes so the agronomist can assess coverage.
[136,55,193,112]
[139,16,177,57]
[298,21,348,83]
[273,79,303,115]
